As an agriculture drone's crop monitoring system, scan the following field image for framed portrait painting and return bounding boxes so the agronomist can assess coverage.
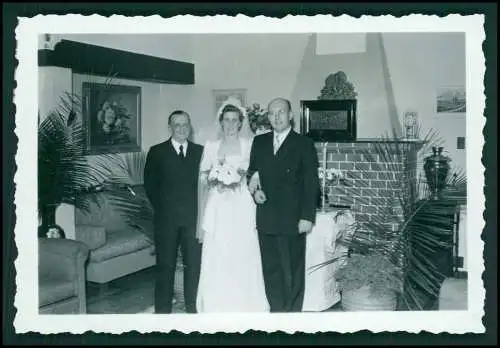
[82,82,142,155]
[213,88,247,116]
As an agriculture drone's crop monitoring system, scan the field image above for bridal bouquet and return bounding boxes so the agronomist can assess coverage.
[203,160,246,192]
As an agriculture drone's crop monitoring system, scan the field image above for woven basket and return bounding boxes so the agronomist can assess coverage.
[341,285,397,311]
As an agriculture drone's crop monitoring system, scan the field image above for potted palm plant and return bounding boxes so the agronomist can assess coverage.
[314,126,467,311]
[334,253,403,311]
[38,92,116,238]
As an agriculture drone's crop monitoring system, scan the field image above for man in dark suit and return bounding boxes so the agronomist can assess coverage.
[144,110,203,314]
[247,97,319,312]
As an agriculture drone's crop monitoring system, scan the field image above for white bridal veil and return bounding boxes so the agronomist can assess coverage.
[196,96,254,144]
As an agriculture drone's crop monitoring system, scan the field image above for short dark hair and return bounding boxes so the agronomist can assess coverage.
[168,110,190,125]
[218,104,245,131]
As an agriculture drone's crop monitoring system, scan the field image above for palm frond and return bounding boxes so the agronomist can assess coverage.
[318,122,467,310]
[38,88,122,219]
[104,186,154,243]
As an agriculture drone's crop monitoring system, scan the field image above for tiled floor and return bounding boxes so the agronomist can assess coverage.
[86,267,466,314]
[86,267,342,314]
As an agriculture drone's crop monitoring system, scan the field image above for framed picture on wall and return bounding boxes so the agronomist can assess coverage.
[436,85,466,113]
[82,82,142,155]
[213,88,247,116]
[300,99,357,142]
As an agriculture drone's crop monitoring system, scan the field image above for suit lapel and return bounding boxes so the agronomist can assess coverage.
[167,138,194,161]
[274,130,296,161]
[185,141,196,162]
[167,138,177,157]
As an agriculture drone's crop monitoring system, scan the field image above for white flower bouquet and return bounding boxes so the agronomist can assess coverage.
[317,167,345,209]
[318,167,344,185]
[204,159,246,192]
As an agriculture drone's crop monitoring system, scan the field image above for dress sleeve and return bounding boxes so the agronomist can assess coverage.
[239,137,253,171]
[196,141,213,243]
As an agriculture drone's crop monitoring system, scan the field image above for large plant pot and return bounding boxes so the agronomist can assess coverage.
[341,285,398,311]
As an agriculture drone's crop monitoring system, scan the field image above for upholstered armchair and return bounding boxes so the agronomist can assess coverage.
[38,238,89,314]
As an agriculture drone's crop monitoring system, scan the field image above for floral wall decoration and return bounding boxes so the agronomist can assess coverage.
[317,71,358,100]
[246,103,272,135]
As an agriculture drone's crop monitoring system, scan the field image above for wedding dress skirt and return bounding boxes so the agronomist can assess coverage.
[196,169,270,313]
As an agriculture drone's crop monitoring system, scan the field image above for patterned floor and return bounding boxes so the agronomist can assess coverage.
[86,266,342,314]
[86,267,465,314]
[87,267,186,314]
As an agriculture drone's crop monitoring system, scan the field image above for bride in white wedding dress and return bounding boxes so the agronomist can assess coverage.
[196,98,270,313]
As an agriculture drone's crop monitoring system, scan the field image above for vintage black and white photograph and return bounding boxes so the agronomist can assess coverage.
[13,14,486,335]
[437,85,467,113]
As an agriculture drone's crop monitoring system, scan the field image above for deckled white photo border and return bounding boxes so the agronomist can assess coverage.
[14,14,486,334]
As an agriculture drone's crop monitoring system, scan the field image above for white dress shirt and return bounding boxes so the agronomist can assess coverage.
[273,126,292,154]
[171,138,188,157]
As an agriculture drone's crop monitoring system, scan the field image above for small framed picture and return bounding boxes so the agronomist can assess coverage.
[437,85,466,113]
[82,82,142,155]
[213,88,247,116]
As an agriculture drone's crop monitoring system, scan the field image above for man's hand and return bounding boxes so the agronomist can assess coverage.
[298,219,313,234]
[248,172,260,195]
[254,189,267,204]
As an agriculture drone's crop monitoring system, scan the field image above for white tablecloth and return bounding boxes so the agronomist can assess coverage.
[302,209,354,312]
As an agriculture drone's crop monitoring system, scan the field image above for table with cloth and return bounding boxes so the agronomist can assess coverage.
[302,208,355,312]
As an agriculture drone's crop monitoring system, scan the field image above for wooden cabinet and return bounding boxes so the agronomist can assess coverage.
[414,199,460,280]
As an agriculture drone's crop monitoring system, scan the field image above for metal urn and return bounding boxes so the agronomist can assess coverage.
[423,147,451,200]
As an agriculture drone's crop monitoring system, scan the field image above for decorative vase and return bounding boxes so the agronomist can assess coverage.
[423,147,451,200]
[341,285,398,311]
[38,203,66,239]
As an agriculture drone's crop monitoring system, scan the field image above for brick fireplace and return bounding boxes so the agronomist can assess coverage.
[316,139,424,231]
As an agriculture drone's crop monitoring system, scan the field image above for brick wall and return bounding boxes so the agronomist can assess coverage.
[316,140,422,233]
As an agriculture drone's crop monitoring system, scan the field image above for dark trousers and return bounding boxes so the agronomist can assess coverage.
[258,232,306,312]
[154,225,201,314]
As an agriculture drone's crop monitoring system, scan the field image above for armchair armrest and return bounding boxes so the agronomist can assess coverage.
[75,224,107,250]
[38,238,89,281]
[38,238,89,313]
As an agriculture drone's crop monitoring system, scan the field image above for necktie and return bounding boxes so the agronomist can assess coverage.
[273,134,281,155]
[179,144,185,158]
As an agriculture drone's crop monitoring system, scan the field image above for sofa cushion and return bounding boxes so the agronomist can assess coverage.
[39,275,76,307]
[89,228,152,263]
[75,224,107,250]
[75,191,131,233]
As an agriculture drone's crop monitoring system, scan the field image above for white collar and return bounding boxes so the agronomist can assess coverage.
[273,126,292,142]
[171,138,188,153]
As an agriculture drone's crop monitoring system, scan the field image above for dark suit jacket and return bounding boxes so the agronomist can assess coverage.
[247,130,319,235]
[143,138,203,231]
